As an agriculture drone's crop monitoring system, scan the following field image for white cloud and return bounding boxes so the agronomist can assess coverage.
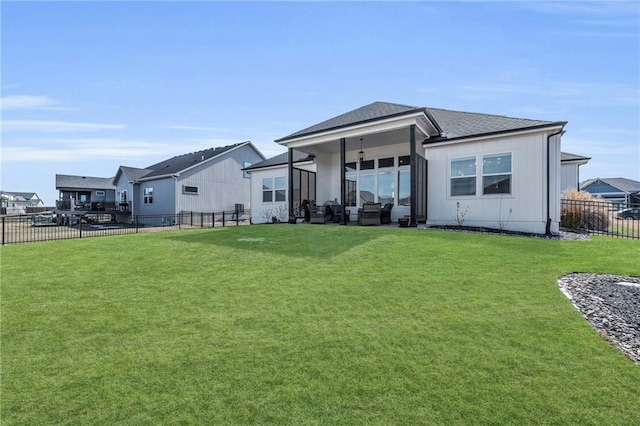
[0,136,242,163]
[2,120,125,132]
[0,95,63,110]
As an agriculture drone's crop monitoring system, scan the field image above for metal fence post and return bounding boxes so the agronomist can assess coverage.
[2,217,5,245]
[236,205,240,226]
[212,212,215,228]
[190,211,193,227]
[79,217,82,239]
[135,215,139,233]
[201,212,204,228]
[222,211,226,227]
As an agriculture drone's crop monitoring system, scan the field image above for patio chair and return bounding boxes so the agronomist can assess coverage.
[380,203,394,224]
[357,202,381,226]
[309,204,326,224]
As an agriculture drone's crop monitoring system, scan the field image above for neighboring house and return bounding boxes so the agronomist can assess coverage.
[580,177,640,207]
[55,175,116,211]
[560,152,590,193]
[247,101,569,235]
[0,191,45,215]
[112,141,265,219]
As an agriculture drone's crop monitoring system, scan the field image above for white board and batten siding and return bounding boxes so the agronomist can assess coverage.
[249,160,317,224]
[425,131,562,235]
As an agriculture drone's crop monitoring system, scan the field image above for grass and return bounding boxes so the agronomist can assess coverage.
[1,225,639,424]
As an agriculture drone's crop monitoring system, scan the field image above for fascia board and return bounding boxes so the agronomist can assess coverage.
[423,124,566,148]
[279,113,432,149]
[247,161,315,173]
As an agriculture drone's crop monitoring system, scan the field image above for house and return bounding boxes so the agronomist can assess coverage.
[247,101,569,235]
[580,177,640,207]
[0,191,45,215]
[560,152,590,193]
[55,175,116,211]
[112,141,265,221]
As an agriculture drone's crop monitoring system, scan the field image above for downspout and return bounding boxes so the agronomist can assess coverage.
[546,130,563,235]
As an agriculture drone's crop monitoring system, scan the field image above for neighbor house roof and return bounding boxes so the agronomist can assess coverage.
[56,174,116,190]
[580,177,640,194]
[561,152,591,162]
[0,191,41,201]
[114,166,153,183]
[243,150,315,171]
[139,141,262,180]
[276,101,566,144]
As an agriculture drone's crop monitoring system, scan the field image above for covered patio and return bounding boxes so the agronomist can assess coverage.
[276,102,442,227]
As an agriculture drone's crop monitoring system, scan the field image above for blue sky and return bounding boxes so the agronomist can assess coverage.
[2,1,638,205]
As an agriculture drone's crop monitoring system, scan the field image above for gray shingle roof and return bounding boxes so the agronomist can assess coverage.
[580,177,640,193]
[561,152,591,162]
[427,108,564,142]
[0,191,40,201]
[243,150,315,171]
[141,142,249,179]
[276,101,566,144]
[276,102,424,142]
[118,166,153,182]
[56,174,115,190]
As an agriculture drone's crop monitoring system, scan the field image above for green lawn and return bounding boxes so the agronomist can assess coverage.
[1,226,639,424]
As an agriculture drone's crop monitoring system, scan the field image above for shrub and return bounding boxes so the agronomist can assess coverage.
[561,189,611,231]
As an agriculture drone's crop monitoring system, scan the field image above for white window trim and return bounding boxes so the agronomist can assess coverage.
[183,185,199,195]
[450,155,477,198]
[448,153,514,198]
[482,152,513,196]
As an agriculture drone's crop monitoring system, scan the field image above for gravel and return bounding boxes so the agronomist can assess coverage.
[558,273,640,364]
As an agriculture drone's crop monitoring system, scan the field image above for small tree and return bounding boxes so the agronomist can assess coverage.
[455,202,469,227]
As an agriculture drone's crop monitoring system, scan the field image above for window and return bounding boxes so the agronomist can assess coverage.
[262,178,273,202]
[345,162,357,173]
[483,153,511,195]
[359,160,374,170]
[346,173,357,207]
[275,177,287,202]
[398,170,410,206]
[378,171,394,205]
[95,190,105,196]
[183,185,199,194]
[243,162,252,179]
[451,157,476,196]
[262,177,286,203]
[378,157,394,168]
[144,187,154,204]
[398,155,410,166]
[359,173,375,204]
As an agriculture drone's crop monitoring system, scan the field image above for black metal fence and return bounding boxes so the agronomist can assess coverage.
[561,199,639,240]
[0,209,251,245]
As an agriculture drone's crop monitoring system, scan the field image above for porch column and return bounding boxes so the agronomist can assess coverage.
[288,148,296,224]
[340,138,347,225]
[409,124,418,227]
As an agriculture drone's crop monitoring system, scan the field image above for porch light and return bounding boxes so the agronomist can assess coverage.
[358,138,365,163]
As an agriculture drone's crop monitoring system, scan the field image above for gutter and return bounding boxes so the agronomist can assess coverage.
[546,129,564,235]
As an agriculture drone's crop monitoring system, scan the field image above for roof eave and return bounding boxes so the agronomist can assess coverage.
[424,122,568,146]
[275,107,432,143]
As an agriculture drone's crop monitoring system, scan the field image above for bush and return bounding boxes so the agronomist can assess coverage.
[561,189,611,231]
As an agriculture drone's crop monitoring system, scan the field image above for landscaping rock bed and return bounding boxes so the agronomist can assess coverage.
[558,273,640,364]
